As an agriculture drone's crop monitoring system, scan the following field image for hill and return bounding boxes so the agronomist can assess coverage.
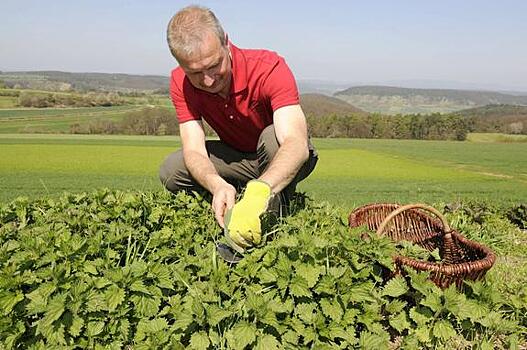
[456,104,527,134]
[299,93,366,117]
[0,71,168,93]
[456,104,527,118]
[334,85,527,114]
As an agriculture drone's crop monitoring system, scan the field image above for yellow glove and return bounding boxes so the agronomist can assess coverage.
[224,180,272,252]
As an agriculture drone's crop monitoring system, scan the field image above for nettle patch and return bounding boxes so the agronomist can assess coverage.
[0,190,525,349]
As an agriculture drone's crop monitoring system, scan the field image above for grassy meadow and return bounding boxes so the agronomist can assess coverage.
[1,134,525,209]
[0,105,150,133]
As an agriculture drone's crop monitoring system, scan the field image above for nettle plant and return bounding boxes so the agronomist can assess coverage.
[0,189,525,349]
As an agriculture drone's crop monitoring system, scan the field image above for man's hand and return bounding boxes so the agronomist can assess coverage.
[211,182,237,228]
[224,180,272,251]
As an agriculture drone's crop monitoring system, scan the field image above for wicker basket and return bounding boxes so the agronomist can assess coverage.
[348,203,496,289]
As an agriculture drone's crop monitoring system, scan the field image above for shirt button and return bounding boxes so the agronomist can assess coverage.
[224,104,228,108]
[229,115,234,120]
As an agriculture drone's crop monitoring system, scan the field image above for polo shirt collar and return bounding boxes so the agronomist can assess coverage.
[229,42,248,94]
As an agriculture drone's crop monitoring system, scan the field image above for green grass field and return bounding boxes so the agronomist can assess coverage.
[0,96,18,108]
[0,105,149,133]
[467,132,527,143]
[1,134,525,208]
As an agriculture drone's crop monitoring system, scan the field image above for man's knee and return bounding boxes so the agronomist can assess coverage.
[159,150,193,193]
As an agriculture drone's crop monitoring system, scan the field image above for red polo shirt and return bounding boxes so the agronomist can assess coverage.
[169,43,299,152]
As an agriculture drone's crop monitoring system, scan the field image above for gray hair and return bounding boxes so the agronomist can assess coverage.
[167,5,226,61]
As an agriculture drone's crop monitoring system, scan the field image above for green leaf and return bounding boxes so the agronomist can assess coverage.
[149,263,174,290]
[382,276,408,297]
[255,334,280,350]
[414,326,431,343]
[129,260,148,277]
[295,303,317,324]
[408,270,437,295]
[289,276,312,298]
[25,282,56,314]
[93,276,112,289]
[463,299,489,323]
[480,311,505,329]
[348,282,376,303]
[206,304,232,326]
[384,299,407,314]
[130,295,160,317]
[341,308,359,326]
[87,320,105,337]
[389,311,411,333]
[0,291,24,315]
[190,331,210,350]
[295,263,322,288]
[268,297,294,314]
[105,285,126,312]
[84,262,98,275]
[358,331,388,350]
[282,330,299,345]
[259,268,277,283]
[275,234,298,248]
[302,326,318,344]
[328,266,347,279]
[145,318,168,333]
[173,312,193,330]
[480,339,495,350]
[420,292,442,312]
[47,323,67,345]
[320,298,343,322]
[409,306,433,326]
[69,315,84,337]
[120,319,130,339]
[86,290,106,312]
[314,275,336,295]
[327,324,357,344]
[130,280,151,294]
[432,320,456,340]
[443,284,466,317]
[227,321,257,350]
[42,293,66,327]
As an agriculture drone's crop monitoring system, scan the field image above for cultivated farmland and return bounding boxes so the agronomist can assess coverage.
[0,134,525,207]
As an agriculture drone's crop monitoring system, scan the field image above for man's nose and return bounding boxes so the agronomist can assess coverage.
[203,71,215,87]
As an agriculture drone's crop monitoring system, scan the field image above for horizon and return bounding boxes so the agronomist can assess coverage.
[1,0,527,91]
[3,69,527,95]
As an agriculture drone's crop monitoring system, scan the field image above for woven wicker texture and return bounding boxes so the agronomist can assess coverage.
[348,203,496,289]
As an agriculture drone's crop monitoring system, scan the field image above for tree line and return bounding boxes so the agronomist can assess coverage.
[306,113,470,140]
[71,107,474,140]
[71,107,526,139]
[17,91,126,108]
[70,107,180,135]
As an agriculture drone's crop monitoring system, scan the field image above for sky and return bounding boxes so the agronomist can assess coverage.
[1,0,527,91]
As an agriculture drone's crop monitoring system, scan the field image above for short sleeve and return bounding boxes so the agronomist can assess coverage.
[261,57,300,111]
[169,69,201,123]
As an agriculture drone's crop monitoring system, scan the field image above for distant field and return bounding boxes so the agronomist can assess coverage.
[1,134,525,208]
[467,132,527,143]
[0,105,153,133]
[308,138,526,207]
[0,96,18,108]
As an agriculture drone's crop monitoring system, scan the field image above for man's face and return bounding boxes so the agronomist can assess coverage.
[178,31,231,96]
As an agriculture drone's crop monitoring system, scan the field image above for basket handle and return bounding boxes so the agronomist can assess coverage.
[376,203,451,236]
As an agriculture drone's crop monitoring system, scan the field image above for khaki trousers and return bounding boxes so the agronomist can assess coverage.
[159,125,318,212]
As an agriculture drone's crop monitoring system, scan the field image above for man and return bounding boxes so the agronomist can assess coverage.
[160,5,318,251]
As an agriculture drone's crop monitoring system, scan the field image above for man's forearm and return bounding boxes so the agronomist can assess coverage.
[183,150,226,194]
[259,137,309,194]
